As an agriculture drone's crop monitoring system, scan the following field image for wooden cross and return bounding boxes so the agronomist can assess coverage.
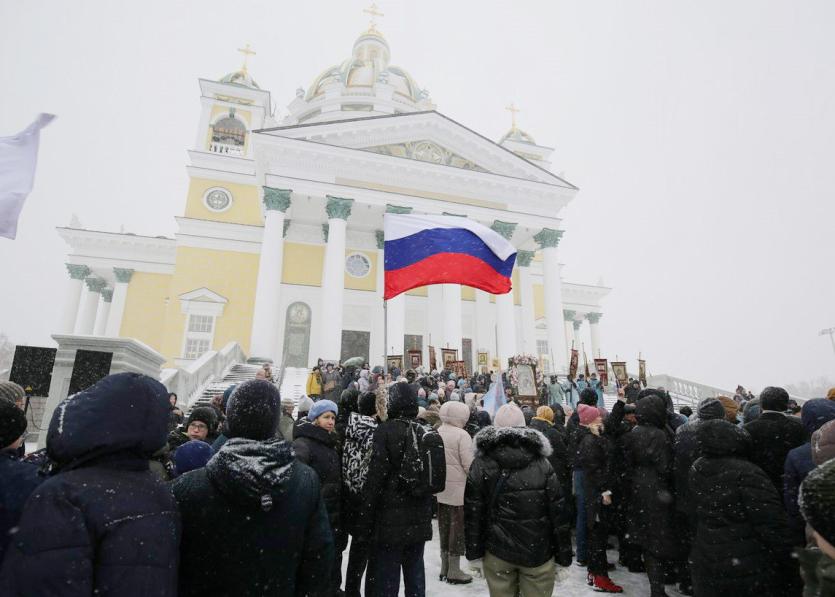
[237,43,256,73]
[505,102,520,129]
[363,2,384,31]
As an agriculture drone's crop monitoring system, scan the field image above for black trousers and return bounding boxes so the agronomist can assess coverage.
[345,534,371,597]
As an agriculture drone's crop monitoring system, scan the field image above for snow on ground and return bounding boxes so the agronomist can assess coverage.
[344,520,688,596]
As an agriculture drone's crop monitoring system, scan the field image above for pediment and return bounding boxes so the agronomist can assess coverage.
[361,139,490,173]
[179,287,228,303]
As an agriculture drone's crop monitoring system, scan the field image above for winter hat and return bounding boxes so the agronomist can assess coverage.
[449,391,461,402]
[0,381,25,405]
[174,440,213,476]
[358,392,377,417]
[428,393,439,404]
[297,395,314,414]
[535,405,554,424]
[760,386,790,412]
[827,387,835,401]
[800,399,835,435]
[742,398,761,424]
[226,379,280,441]
[280,396,295,408]
[812,420,835,466]
[0,398,27,448]
[417,406,427,419]
[579,388,598,406]
[493,403,526,428]
[800,458,835,548]
[308,399,338,422]
[187,407,218,431]
[696,397,726,421]
[578,404,601,426]
[387,382,418,419]
[221,383,238,413]
[716,396,740,423]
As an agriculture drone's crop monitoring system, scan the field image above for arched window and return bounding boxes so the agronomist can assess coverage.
[211,115,246,148]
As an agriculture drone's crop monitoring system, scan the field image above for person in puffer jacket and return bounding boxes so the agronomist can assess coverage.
[342,391,379,597]
[465,402,572,597]
[172,379,333,597]
[437,400,475,585]
[0,373,181,597]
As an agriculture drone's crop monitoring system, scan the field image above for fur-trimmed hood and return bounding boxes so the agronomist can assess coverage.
[473,425,552,470]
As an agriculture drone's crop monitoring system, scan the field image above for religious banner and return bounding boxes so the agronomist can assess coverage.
[611,361,628,387]
[387,355,403,372]
[428,346,437,371]
[451,360,468,379]
[441,348,458,368]
[477,351,489,374]
[408,349,422,369]
[638,359,647,387]
[583,351,591,379]
[568,348,579,380]
[594,358,609,387]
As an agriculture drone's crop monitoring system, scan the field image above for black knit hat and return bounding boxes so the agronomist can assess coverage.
[358,391,377,417]
[226,380,280,440]
[760,386,790,412]
[800,458,835,547]
[0,398,27,448]
[186,407,217,432]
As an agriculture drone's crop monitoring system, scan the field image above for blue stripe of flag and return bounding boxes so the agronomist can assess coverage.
[384,227,516,277]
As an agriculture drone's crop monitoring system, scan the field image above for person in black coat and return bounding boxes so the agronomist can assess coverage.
[743,386,806,494]
[173,379,333,597]
[0,399,43,562]
[465,403,573,597]
[567,387,600,565]
[0,373,180,596]
[529,405,571,509]
[689,419,793,597]
[294,399,347,596]
[673,397,726,518]
[362,382,434,597]
[623,393,683,597]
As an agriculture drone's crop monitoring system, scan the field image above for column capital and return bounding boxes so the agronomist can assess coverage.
[263,187,292,212]
[490,220,517,240]
[516,250,535,267]
[573,319,582,331]
[534,228,564,249]
[113,267,135,283]
[443,211,466,217]
[101,288,114,302]
[322,223,329,242]
[325,196,354,220]
[283,219,291,238]
[66,263,91,280]
[84,277,107,292]
[385,204,412,214]
[563,309,576,322]
[586,312,603,324]
[375,230,385,250]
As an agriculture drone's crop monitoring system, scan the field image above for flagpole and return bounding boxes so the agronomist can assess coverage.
[383,299,388,379]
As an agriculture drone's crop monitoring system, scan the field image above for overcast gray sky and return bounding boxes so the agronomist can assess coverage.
[1,0,833,393]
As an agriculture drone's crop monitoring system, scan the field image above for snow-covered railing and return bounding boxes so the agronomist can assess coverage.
[647,373,734,408]
[160,342,247,408]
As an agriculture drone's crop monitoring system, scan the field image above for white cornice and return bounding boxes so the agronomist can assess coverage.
[175,217,264,254]
[199,78,271,107]
[187,150,256,177]
[57,227,176,280]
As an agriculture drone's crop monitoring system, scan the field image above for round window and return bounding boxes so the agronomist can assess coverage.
[204,188,232,212]
[345,253,371,278]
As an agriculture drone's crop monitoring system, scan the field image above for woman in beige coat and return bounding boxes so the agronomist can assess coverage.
[437,400,475,584]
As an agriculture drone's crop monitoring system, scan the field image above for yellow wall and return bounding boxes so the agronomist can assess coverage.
[184,178,262,225]
[406,286,428,297]
[345,249,377,291]
[282,242,325,286]
[461,287,475,301]
[533,283,545,319]
[120,272,172,354]
[159,246,260,364]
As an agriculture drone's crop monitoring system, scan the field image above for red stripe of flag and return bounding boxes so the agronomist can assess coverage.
[384,252,512,300]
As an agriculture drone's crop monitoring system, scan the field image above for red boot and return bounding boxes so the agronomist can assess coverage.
[592,574,624,593]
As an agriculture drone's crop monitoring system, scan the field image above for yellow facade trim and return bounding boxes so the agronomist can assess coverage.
[120,272,173,356]
[335,177,507,211]
[184,177,262,226]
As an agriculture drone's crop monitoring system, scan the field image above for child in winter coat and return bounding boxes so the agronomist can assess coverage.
[437,401,475,585]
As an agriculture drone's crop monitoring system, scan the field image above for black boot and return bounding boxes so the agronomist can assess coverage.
[644,554,670,597]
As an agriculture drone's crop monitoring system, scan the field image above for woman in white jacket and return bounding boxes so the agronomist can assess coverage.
[436,400,475,584]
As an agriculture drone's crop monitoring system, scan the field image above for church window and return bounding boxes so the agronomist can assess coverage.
[345,252,371,278]
[211,114,246,147]
[177,288,227,362]
[203,187,232,212]
[184,338,210,360]
[188,314,214,334]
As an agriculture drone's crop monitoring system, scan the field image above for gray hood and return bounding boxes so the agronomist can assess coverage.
[206,437,295,508]
[697,397,726,421]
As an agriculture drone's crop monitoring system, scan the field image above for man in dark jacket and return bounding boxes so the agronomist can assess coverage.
[173,379,333,597]
[465,403,573,597]
[744,386,806,493]
[567,387,600,565]
[362,382,434,597]
[0,398,43,562]
[674,396,726,517]
[690,420,793,597]
[530,405,571,508]
[783,398,835,546]
[0,373,181,596]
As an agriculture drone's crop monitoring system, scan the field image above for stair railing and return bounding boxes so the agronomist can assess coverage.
[160,342,247,408]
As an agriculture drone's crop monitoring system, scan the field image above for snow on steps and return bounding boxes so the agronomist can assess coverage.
[187,363,262,414]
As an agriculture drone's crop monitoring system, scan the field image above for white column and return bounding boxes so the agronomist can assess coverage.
[61,264,90,333]
[587,312,602,358]
[427,285,444,370]
[74,277,105,335]
[250,187,291,362]
[573,319,584,358]
[537,228,568,373]
[517,251,537,356]
[93,289,113,336]
[495,293,516,368]
[387,295,405,360]
[474,290,493,364]
[105,268,134,337]
[563,310,576,358]
[319,196,353,362]
[441,284,463,357]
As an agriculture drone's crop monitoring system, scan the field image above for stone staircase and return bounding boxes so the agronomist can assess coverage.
[187,363,263,413]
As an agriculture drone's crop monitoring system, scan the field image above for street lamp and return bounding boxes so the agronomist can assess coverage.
[820,327,835,356]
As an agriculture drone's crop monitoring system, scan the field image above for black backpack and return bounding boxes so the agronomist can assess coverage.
[397,420,446,497]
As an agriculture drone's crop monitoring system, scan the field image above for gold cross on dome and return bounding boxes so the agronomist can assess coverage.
[237,43,256,73]
[506,102,520,130]
[363,2,384,32]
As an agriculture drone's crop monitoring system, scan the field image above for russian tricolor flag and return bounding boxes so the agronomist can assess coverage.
[383,214,517,300]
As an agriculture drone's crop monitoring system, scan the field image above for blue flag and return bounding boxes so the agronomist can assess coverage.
[482,375,506,420]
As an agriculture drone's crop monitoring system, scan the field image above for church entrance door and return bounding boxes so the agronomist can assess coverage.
[282,302,311,367]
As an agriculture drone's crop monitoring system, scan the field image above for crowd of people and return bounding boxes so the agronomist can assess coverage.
[0,363,834,597]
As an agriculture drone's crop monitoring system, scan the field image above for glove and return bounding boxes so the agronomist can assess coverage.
[466,558,483,578]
